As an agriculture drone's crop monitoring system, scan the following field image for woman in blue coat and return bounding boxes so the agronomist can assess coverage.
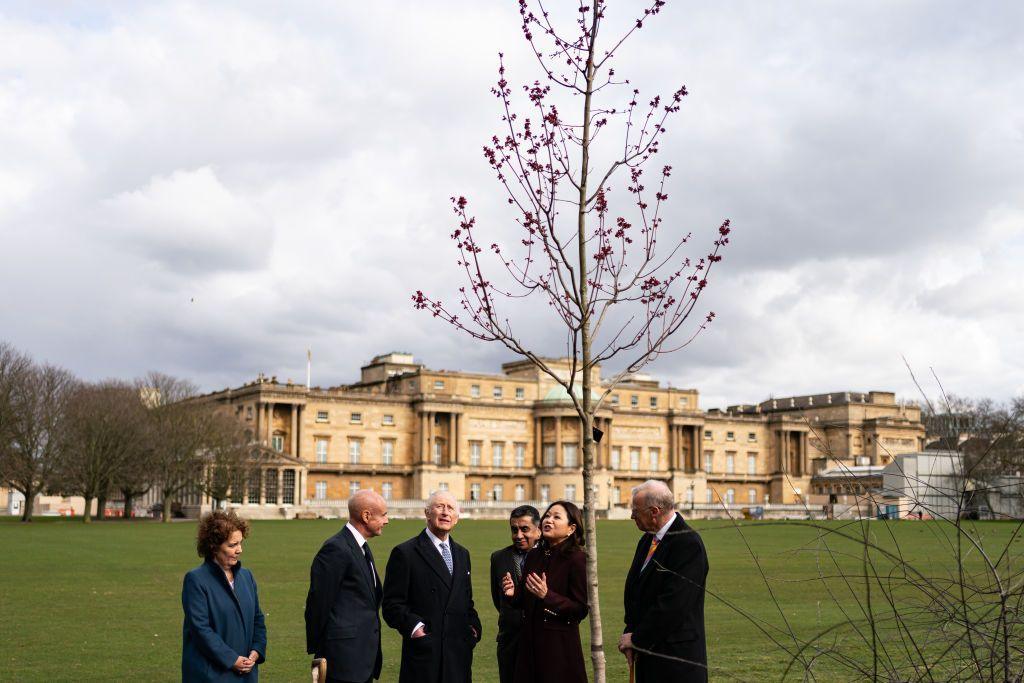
[182,510,267,681]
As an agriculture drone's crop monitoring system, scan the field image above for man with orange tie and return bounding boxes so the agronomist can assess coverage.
[619,480,709,682]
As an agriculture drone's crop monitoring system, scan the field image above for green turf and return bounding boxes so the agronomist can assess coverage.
[1,516,1021,681]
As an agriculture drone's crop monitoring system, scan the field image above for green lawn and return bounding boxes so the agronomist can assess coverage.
[2,516,1021,681]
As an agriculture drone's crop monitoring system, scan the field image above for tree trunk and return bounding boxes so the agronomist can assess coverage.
[581,412,605,682]
[96,491,107,521]
[20,485,35,522]
[162,492,173,522]
[578,6,605,680]
[122,492,133,519]
[82,496,93,523]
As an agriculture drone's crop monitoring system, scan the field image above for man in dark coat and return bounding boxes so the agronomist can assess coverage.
[619,480,709,682]
[305,490,389,683]
[489,505,542,683]
[383,490,482,683]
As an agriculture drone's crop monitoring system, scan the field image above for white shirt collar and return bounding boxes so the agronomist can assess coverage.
[346,522,367,548]
[424,526,449,548]
[653,512,677,542]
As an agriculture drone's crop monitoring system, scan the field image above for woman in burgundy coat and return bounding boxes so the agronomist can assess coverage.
[502,500,589,683]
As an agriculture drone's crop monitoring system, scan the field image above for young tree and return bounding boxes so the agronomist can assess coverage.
[414,2,730,679]
[0,342,76,522]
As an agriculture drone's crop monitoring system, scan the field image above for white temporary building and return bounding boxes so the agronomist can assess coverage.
[882,450,1024,521]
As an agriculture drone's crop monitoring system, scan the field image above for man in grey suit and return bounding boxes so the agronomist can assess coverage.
[305,490,389,683]
[489,505,542,683]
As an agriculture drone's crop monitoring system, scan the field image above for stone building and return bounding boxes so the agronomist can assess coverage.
[194,353,926,515]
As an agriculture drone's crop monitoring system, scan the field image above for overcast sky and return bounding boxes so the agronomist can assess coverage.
[2,1,1022,409]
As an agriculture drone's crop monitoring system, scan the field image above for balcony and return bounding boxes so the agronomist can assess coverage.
[306,462,415,475]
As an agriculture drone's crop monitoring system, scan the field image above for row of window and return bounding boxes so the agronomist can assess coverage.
[429,380,691,410]
[609,394,668,409]
[433,380,527,400]
[314,411,395,426]
[313,481,761,506]
[469,441,528,468]
[315,480,397,501]
[687,488,762,505]
[310,438,766,473]
[229,469,297,505]
[704,429,758,442]
[314,437,396,465]
[608,447,660,471]
[702,451,760,474]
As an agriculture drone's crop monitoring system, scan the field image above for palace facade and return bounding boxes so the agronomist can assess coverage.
[198,353,926,512]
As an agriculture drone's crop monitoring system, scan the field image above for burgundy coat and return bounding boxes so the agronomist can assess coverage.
[512,544,589,683]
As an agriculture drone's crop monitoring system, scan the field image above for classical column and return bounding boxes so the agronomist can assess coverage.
[265,403,273,445]
[276,467,284,504]
[449,413,459,466]
[290,405,298,456]
[801,432,810,474]
[534,417,543,468]
[428,412,435,464]
[420,412,429,464]
[598,417,606,471]
[597,418,607,468]
[555,416,562,466]
[258,469,266,505]
[254,401,261,447]
[668,424,677,471]
[577,416,584,468]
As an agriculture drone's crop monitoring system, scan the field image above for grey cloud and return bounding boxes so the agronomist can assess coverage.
[1,1,1022,407]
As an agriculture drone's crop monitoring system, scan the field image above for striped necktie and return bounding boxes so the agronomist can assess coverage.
[642,536,660,570]
[512,551,526,583]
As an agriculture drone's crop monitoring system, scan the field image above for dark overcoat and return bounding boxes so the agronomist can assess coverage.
[382,530,482,683]
[304,526,383,681]
[489,545,526,683]
[181,559,267,682]
[623,513,709,683]
[512,544,589,683]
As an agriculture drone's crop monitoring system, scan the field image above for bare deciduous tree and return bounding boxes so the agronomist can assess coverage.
[413,3,730,679]
[197,412,262,508]
[59,381,147,523]
[140,372,223,522]
[0,342,76,522]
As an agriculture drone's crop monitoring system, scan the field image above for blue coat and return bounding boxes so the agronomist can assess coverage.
[182,560,268,682]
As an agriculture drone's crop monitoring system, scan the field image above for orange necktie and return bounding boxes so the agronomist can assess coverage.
[644,537,660,565]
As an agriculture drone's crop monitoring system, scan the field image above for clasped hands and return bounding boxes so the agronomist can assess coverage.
[501,571,548,600]
[232,650,260,674]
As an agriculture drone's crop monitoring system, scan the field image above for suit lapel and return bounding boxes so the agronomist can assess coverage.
[204,560,245,624]
[343,527,377,592]
[632,513,684,583]
[504,546,524,587]
[445,540,466,609]
[415,530,454,587]
[626,534,650,590]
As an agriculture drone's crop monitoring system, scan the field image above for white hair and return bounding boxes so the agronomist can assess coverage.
[425,490,460,514]
[632,480,675,512]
